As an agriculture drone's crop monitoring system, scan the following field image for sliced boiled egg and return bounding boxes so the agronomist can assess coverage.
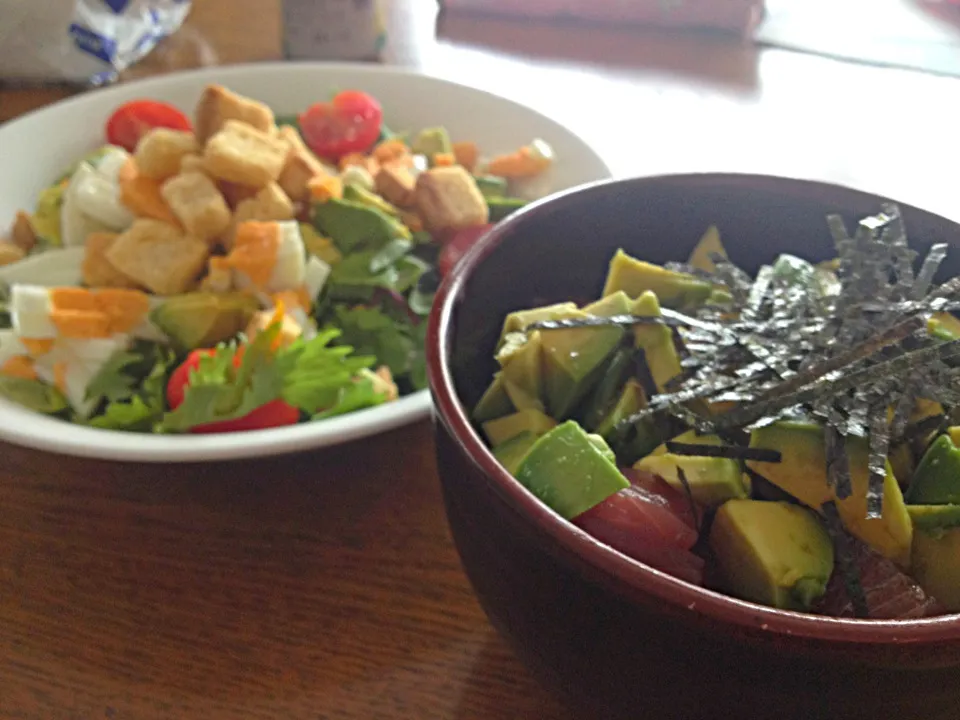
[227,220,306,294]
[60,148,135,246]
[9,285,155,341]
[34,335,131,419]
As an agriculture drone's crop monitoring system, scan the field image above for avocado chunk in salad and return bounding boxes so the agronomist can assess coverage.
[710,499,835,611]
[475,206,960,618]
[0,83,558,435]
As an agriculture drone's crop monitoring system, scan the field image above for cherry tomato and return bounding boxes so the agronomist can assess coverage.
[298,90,383,161]
[437,223,494,277]
[166,349,300,433]
[106,100,192,152]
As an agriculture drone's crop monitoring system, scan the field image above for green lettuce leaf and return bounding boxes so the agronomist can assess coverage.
[328,306,414,379]
[0,376,68,414]
[86,344,177,432]
[159,323,378,432]
[313,375,385,419]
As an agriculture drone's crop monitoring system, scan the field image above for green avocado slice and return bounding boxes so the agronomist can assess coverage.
[513,421,629,520]
[907,434,960,505]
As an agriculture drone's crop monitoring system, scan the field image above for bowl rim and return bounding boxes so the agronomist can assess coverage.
[426,171,960,644]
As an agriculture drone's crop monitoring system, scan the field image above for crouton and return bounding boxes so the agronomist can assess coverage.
[414,166,489,234]
[375,163,417,207]
[203,120,289,188]
[277,126,333,201]
[118,159,181,226]
[11,211,37,252]
[134,128,198,180]
[234,182,295,224]
[105,220,210,295]
[194,84,276,145]
[82,232,141,289]
[179,153,207,174]
[217,180,259,209]
[0,242,24,267]
[161,171,232,243]
[199,256,233,293]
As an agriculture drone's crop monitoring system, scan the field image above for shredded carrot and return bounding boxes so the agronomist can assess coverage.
[452,141,478,172]
[432,152,456,168]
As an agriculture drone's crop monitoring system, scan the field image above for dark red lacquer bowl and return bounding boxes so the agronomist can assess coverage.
[425,174,960,720]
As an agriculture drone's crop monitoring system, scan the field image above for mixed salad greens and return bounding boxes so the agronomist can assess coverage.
[476,207,960,619]
[0,84,555,434]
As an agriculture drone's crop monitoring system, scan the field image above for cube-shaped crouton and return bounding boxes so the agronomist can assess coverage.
[217,180,259,209]
[414,166,489,234]
[82,232,141,289]
[203,120,289,188]
[234,182,295,224]
[194,84,276,145]
[161,171,231,243]
[105,220,210,296]
[134,129,198,180]
[277,126,333,201]
[179,153,206,174]
[376,163,417,207]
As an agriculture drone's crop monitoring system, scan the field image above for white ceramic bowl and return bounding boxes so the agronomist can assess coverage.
[0,62,611,462]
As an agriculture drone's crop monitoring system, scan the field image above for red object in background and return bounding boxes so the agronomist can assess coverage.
[437,224,494,277]
[105,100,193,152]
[437,0,765,36]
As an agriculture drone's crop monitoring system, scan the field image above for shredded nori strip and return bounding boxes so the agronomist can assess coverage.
[611,205,960,520]
[664,441,781,463]
[675,466,701,533]
[822,502,869,619]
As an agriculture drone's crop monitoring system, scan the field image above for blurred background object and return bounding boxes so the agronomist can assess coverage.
[282,0,386,61]
[0,0,195,88]
[436,0,765,36]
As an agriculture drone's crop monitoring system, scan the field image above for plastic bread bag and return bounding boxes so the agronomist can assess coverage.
[0,0,192,88]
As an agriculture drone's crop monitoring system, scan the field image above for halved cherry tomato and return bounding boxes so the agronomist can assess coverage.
[298,90,383,161]
[106,99,193,152]
[166,349,300,433]
[437,223,494,277]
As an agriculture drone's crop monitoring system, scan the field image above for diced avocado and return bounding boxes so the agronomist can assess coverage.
[474,174,508,199]
[687,225,726,273]
[343,183,401,218]
[493,431,539,475]
[503,378,546,413]
[513,420,630,520]
[583,290,632,318]
[412,127,453,158]
[579,345,636,432]
[31,180,68,246]
[602,249,714,310]
[595,378,647,444]
[473,372,514,423]
[928,312,960,341]
[709,499,834,611]
[747,421,913,566]
[631,291,682,392]
[150,292,259,351]
[540,296,629,421]
[497,331,543,405]
[499,302,579,346]
[908,504,960,611]
[300,223,342,265]
[907,434,960,504]
[487,196,527,222]
[635,430,749,507]
[312,198,411,253]
[587,433,618,465]
[482,408,556,447]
